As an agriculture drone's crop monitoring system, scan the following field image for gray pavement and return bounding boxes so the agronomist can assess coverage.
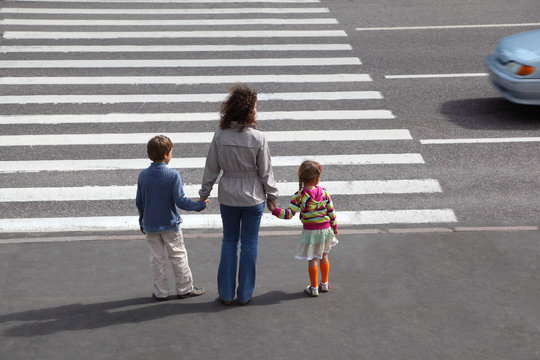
[1,229,539,360]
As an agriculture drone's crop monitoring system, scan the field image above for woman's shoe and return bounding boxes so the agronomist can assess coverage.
[217,297,232,306]
[239,297,252,306]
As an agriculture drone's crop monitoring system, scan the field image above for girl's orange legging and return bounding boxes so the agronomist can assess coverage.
[308,254,329,288]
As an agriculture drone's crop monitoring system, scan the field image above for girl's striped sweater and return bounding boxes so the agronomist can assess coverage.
[271,186,337,230]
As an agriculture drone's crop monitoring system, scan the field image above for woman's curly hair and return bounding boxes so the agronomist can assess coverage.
[220,83,257,132]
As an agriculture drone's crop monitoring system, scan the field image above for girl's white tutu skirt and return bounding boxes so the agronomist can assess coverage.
[295,227,339,260]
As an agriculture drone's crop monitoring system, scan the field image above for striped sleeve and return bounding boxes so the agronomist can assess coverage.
[271,193,300,220]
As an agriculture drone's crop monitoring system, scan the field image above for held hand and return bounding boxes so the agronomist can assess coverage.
[198,198,210,210]
[266,199,276,212]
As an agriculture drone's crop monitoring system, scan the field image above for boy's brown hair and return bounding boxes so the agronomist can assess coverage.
[147,135,173,162]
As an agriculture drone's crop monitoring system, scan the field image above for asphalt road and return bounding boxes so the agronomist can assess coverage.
[2,230,539,360]
[0,1,539,359]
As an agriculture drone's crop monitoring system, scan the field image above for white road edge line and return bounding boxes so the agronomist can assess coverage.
[356,23,540,31]
[385,73,488,79]
[421,137,540,144]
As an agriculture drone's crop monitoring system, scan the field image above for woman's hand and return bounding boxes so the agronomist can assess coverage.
[266,199,276,212]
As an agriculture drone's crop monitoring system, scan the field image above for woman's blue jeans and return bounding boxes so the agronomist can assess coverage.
[218,202,264,303]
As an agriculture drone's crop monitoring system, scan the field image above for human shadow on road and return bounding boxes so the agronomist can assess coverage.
[1,290,305,337]
[441,97,540,130]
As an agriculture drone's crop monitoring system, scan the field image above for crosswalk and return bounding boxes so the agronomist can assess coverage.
[0,0,457,233]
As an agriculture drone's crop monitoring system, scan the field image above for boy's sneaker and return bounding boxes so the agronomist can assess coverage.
[304,285,319,297]
[177,286,205,299]
[152,293,170,302]
[319,282,330,293]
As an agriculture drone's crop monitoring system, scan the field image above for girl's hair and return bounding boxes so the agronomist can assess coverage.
[298,160,322,192]
[220,83,257,132]
[147,135,173,162]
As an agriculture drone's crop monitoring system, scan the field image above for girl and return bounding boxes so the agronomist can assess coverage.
[267,160,338,297]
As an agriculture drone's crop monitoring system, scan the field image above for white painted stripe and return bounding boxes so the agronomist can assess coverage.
[421,137,540,144]
[0,7,330,15]
[356,23,540,31]
[0,44,353,53]
[0,73,370,85]
[262,91,380,101]
[0,110,393,125]
[0,180,442,202]
[385,73,488,79]
[258,110,395,120]
[0,18,337,26]
[0,154,424,173]
[3,30,347,39]
[0,210,458,232]
[0,57,360,68]
[0,91,382,104]
[11,0,321,2]
[0,129,411,146]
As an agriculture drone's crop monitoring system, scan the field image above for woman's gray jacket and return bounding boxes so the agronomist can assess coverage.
[199,122,279,207]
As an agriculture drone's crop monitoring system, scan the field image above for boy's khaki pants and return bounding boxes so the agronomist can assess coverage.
[145,230,193,298]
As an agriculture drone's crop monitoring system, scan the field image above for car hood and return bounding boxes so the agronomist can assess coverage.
[496,29,540,64]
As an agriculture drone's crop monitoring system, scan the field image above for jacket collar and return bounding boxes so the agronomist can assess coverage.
[230,121,256,130]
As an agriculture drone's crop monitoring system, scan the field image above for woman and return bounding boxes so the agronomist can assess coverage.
[199,84,278,306]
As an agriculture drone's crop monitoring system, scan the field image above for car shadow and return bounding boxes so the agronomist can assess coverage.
[440,97,540,130]
[1,290,305,337]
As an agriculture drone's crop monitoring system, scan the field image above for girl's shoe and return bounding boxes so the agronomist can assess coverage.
[305,285,319,297]
[319,282,330,293]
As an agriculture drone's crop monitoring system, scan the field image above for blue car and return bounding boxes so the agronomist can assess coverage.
[485,29,540,105]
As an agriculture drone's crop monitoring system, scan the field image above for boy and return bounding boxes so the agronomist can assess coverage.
[136,135,208,301]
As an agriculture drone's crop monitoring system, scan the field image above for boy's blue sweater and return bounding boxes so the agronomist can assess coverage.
[136,162,205,234]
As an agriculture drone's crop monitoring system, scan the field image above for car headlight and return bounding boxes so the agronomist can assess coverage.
[504,61,535,76]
